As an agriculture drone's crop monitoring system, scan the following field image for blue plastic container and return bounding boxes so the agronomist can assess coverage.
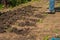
[49,0,55,12]
[51,37,60,40]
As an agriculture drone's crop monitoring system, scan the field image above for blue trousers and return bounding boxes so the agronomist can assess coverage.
[49,0,55,12]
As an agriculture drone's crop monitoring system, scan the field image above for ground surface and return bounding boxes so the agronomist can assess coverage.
[0,0,60,40]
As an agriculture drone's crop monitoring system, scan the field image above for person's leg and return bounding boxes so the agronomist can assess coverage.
[49,0,55,12]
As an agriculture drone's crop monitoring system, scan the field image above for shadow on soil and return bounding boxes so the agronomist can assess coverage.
[0,5,45,35]
[55,7,60,12]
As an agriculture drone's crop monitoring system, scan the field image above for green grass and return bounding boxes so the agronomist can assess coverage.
[0,4,3,9]
[39,19,43,23]
[43,35,49,40]
[0,0,31,8]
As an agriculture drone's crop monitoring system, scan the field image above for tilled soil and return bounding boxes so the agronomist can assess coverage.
[0,0,60,40]
[0,3,46,40]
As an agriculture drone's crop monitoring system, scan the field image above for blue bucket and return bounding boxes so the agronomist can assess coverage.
[51,37,60,40]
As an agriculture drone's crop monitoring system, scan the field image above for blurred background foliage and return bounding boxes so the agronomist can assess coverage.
[0,0,31,9]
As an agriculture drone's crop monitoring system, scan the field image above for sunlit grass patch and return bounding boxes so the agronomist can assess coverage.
[43,35,49,40]
[38,19,43,23]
